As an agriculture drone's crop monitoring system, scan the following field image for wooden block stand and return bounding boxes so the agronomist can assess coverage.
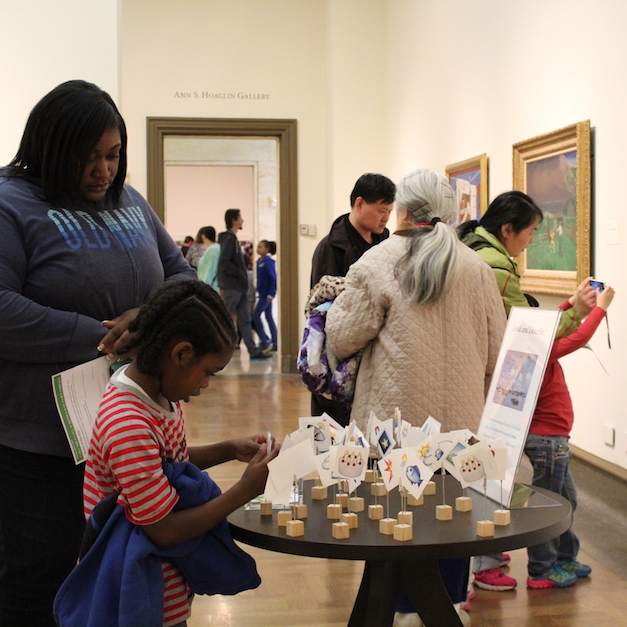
[494,509,511,526]
[332,522,350,539]
[291,504,308,519]
[477,520,494,537]
[368,504,384,520]
[348,496,365,512]
[260,500,273,516]
[455,496,472,512]
[393,523,412,541]
[342,512,359,529]
[277,510,292,526]
[424,481,437,496]
[311,485,328,500]
[436,505,452,521]
[286,519,305,537]
[407,494,424,506]
[327,503,342,520]
[397,510,413,525]
[379,518,397,535]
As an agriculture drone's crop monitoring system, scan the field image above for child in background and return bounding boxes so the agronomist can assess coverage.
[80,280,279,626]
[254,240,278,352]
[525,282,615,588]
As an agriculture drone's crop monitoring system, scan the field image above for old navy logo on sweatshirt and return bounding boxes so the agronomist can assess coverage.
[47,206,151,250]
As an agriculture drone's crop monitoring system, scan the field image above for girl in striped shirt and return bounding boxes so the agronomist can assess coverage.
[83,280,278,627]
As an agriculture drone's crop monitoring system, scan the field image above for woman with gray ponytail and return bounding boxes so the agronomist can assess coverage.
[327,169,505,433]
[394,169,463,305]
[327,169,506,624]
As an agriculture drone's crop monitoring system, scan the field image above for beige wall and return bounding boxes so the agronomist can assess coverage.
[387,0,627,468]
[3,0,626,469]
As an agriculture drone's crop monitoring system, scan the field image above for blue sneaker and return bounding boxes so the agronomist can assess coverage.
[556,559,592,578]
[527,565,577,589]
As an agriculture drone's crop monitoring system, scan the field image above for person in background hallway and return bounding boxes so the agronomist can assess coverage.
[309,172,396,425]
[254,240,278,352]
[180,235,194,258]
[0,80,195,627]
[186,226,213,269]
[218,209,270,360]
[196,226,220,292]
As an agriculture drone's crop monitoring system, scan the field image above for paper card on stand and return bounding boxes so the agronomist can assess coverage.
[268,438,317,486]
[282,428,315,452]
[375,425,395,458]
[421,415,441,436]
[429,433,462,472]
[298,417,332,453]
[263,471,293,506]
[334,444,368,482]
[342,422,368,448]
[377,454,399,491]
[442,440,470,482]
[452,441,495,488]
[405,426,428,448]
[485,439,508,480]
[314,450,336,487]
[394,448,434,499]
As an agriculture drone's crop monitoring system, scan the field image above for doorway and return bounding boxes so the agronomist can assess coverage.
[146,117,298,373]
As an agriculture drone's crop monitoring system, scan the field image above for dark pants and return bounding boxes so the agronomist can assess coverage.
[0,444,85,627]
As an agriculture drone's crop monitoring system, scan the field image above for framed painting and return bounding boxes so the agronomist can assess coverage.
[445,153,488,229]
[513,121,591,295]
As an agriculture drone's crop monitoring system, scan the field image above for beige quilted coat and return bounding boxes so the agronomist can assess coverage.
[326,234,506,434]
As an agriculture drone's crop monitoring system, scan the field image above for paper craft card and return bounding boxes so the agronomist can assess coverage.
[342,422,368,448]
[485,439,508,481]
[314,449,336,487]
[452,441,495,488]
[267,438,317,494]
[393,448,434,499]
[421,415,441,436]
[298,416,332,453]
[428,433,462,472]
[334,444,368,482]
[405,426,428,448]
[377,454,399,491]
[281,428,315,452]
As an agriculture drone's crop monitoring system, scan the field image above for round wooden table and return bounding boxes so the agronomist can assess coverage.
[228,478,571,626]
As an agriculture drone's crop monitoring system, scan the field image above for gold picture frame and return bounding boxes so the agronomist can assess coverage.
[445,154,489,228]
[513,121,591,295]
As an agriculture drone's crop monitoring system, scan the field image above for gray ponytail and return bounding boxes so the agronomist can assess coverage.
[394,170,463,305]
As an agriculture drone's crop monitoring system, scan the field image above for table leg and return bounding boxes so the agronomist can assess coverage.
[347,559,462,627]
[399,558,462,627]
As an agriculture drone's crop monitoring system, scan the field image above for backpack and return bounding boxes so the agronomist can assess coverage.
[297,301,362,403]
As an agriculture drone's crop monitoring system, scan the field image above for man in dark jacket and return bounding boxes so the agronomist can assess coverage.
[309,173,396,422]
[218,209,270,360]
[310,173,396,287]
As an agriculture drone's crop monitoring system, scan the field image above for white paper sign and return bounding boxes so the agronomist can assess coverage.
[52,356,111,464]
[474,307,560,506]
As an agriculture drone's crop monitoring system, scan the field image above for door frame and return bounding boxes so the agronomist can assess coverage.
[147,117,299,373]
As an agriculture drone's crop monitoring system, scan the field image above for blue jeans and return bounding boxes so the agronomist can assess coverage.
[524,434,579,576]
[253,297,277,347]
[222,289,257,355]
[0,444,85,627]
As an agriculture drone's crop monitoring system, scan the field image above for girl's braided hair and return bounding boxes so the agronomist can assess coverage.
[120,280,236,378]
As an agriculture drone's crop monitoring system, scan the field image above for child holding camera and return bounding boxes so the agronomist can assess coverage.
[525,280,614,588]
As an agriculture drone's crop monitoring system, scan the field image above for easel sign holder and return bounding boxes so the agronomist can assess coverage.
[472,307,561,507]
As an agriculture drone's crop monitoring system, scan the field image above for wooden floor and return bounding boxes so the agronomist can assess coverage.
[184,358,627,627]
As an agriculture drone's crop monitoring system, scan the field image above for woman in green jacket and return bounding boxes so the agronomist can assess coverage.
[458,190,582,338]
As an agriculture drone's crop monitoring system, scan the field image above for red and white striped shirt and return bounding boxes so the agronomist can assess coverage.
[84,366,192,627]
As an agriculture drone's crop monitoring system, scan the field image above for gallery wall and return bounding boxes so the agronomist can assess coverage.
[2,0,625,471]
[386,0,627,470]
